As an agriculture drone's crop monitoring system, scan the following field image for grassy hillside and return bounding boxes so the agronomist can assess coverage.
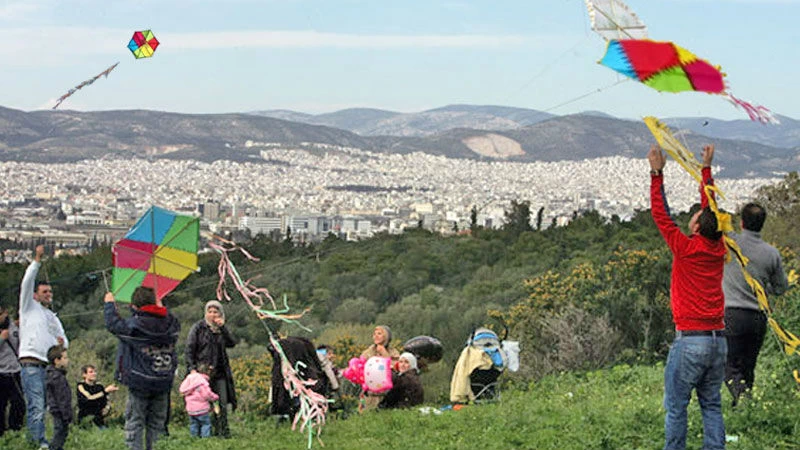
[2,361,798,450]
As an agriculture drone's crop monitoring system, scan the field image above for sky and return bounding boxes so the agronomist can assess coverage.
[1,0,799,120]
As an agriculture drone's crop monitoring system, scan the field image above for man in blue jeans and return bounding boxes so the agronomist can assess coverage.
[19,245,69,449]
[649,144,728,450]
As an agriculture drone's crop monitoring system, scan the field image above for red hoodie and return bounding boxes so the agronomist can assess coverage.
[651,167,727,331]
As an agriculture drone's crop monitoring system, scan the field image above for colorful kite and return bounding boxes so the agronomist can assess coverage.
[600,39,779,124]
[52,62,119,110]
[128,29,160,59]
[112,206,199,303]
[585,0,648,41]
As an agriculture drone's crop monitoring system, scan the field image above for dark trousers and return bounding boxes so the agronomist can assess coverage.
[50,416,69,450]
[211,378,230,438]
[125,390,170,450]
[0,372,25,436]
[724,307,767,405]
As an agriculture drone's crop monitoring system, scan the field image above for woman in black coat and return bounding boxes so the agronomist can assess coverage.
[185,300,236,438]
[380,352,424,409]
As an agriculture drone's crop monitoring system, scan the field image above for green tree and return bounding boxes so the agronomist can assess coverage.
[503,200,534,237]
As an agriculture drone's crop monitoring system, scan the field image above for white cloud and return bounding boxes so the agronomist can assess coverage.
[0,2,42,20]
[164,30,528,50]
[0,27,533,66]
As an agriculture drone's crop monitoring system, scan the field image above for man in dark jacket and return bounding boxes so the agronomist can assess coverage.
[105,287,180,450]
[185,300,237,438]
[45,345,72,450]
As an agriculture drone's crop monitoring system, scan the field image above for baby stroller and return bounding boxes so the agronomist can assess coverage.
[267,337,330,420]
[449,327,519,404]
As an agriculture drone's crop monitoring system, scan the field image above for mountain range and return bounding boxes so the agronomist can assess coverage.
[1,104,797,178]
[251,104,800,149]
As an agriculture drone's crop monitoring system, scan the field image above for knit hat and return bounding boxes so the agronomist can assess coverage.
[205,300,225,319]
[376,325,392,345]
[399,352,418,372]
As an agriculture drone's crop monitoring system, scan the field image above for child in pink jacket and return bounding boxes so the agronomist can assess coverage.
[179,364,219,438]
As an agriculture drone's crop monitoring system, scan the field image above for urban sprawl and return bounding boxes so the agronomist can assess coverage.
[0,143,779,262]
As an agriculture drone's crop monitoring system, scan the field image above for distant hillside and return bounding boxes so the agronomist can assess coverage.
[251,104,556,137]
[665,115,800,149]
[1,105,798,178]
[367,115,799,177]
[250,105,799,151]
[0,106,372,162]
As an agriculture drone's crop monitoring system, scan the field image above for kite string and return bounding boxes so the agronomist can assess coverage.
[543,78,629,113]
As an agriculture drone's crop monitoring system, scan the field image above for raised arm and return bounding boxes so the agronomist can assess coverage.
[700,144,715,208]
[103,293,133,337]
[648,146,690,254]
[19,245,44,313]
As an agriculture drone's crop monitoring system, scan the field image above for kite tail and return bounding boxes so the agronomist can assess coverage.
[724,93,780,125]
[268,330,329,449]
[209,240,271,309]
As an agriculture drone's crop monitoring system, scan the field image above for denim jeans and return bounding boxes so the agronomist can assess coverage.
[189,414,211,438]
[20,364,47,446]
[664,333,727,450]
[125,390,170,450]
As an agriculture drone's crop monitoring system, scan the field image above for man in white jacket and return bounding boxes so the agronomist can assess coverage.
[19,245,68,449]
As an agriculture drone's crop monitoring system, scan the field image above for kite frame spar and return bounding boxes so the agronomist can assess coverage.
[585,0,648,41]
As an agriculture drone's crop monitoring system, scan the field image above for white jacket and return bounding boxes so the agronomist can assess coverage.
[18,261,68,362]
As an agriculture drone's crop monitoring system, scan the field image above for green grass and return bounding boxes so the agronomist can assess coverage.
[3,363,799,450]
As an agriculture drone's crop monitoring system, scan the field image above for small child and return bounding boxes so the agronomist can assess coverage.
[179,363,219,438]
[46,345,73,450]
[77,364,119,427]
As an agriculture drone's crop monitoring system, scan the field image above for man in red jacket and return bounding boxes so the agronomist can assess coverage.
[648,144,728,450]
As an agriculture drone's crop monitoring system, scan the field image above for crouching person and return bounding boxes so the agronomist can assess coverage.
[104,288,180,450]
[380,352,424,409]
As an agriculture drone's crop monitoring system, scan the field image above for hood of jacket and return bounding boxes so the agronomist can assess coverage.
[179,372,209,395]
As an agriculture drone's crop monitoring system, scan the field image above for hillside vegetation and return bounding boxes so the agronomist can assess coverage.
[0,173,798,449]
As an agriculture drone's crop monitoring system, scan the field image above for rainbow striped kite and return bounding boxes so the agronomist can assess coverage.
[128,29,160,59]
[112,206,199,303]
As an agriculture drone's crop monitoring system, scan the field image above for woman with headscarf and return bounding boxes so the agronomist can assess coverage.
[359,325,399,411]
[380,352,424,409]
[185,300,237,438]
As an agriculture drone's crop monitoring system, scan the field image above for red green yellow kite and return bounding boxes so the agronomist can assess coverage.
[128,29,159,59]
[600,39,778,124]
[112,206,199,303]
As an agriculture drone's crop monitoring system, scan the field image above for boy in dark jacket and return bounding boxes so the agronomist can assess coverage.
[104,287,180,450]
[46,345,72,450]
